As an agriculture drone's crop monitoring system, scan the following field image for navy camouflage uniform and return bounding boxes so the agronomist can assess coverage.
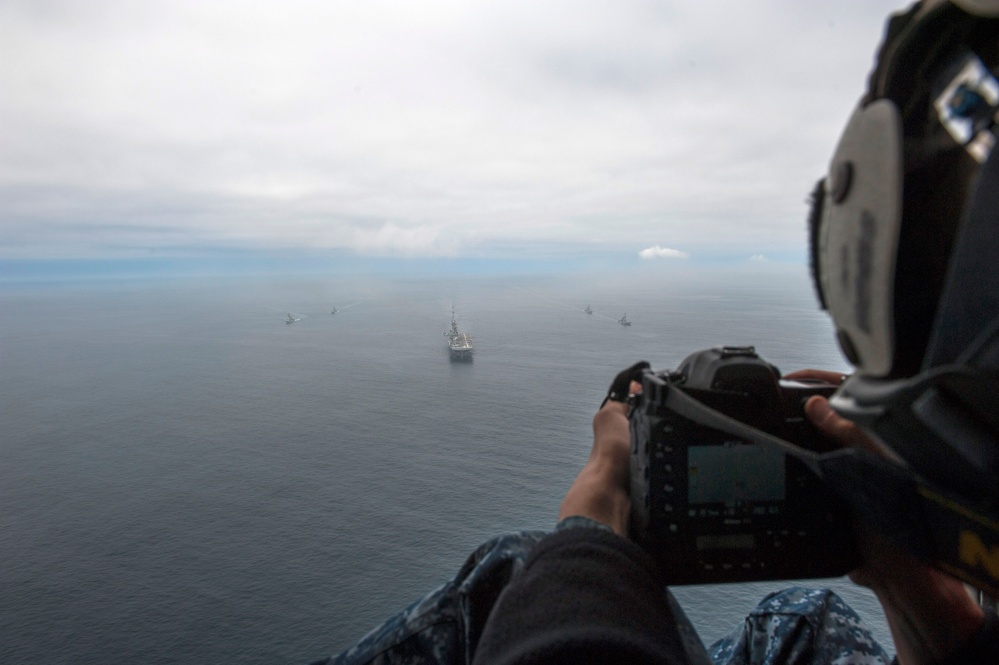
[315,518,892,665]
[709,587,892,665]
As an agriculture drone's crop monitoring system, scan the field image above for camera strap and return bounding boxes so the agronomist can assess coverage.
[655,383,999,596]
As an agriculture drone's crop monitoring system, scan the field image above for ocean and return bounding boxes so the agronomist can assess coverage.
[0,266,894,664]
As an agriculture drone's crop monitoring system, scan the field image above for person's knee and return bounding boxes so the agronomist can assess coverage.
[753,586,844,619]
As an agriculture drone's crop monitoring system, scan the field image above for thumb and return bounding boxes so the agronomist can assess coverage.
[804,396,881,454]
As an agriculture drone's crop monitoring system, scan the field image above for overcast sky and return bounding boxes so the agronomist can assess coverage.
[1,0,908,266]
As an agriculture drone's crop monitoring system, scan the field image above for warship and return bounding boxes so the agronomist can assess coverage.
[618,313,631,326]
[444,305,474,361]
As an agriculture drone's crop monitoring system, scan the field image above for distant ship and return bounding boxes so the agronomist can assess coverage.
[584,304,593,314]
[331,307,338,315]
[286,313,301,324]
[618,313,631,327]
[444,305,474,361]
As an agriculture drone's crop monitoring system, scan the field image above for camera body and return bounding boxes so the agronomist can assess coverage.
[629,346,858,584]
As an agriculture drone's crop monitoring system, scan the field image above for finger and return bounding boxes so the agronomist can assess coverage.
[783,369,848,385]
[602,361,650,406]
[596,398,630,417]
[804,396,882,455]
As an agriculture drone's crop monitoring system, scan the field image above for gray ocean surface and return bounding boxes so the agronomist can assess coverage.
[1,267,894,664]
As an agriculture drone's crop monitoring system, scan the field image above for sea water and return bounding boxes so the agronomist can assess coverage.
[0,266,893,664]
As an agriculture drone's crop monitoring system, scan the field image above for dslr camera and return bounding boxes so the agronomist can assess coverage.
[629,346,858,584]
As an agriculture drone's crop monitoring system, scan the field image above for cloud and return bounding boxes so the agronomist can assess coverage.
[750,254,767,262]
[639,245,689,260]
[0,0,906,261]
[349,222,460,257]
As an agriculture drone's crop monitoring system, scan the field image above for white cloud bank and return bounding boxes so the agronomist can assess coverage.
[639,245,689,260]
[349,223,460,257]
[0,0,906,261]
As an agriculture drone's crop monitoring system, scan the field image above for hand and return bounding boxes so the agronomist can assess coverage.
[558,362,648,537]
[783,369,888,456]
[789,371,985,665]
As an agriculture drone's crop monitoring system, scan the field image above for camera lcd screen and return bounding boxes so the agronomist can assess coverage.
[688,444,785,504]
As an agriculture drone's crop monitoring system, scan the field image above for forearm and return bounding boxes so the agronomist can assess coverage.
[558,463,631,536]
[799,395,988,662]
[851,531,985,665]
[558,403,632,536]
[870,568,984,665]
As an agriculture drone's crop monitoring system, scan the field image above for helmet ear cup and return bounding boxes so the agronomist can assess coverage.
[807,179,828,311]
[818,100,904,377]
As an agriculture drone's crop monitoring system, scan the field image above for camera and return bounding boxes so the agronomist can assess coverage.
[629,346,858,585]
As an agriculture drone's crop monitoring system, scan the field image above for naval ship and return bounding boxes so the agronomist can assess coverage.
[444,305,474,361]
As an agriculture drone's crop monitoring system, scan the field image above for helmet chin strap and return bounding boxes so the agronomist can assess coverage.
[924,135,999,369]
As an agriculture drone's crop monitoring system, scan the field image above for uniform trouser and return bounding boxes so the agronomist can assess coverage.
[315,522,893,665]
